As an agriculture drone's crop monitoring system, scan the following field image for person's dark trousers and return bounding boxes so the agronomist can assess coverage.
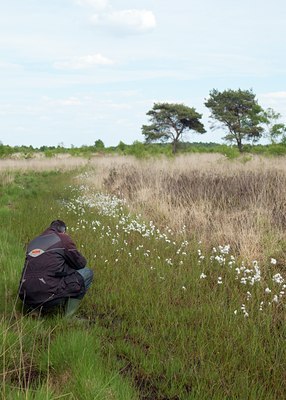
[23,267,94,317]
[77,267,94,291]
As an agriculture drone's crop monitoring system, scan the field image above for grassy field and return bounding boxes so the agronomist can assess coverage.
[1,154,286,399]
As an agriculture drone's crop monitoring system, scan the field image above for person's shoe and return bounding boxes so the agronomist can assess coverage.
[29,310,41,319]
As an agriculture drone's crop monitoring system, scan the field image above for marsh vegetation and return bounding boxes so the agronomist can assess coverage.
[1,154,285,399]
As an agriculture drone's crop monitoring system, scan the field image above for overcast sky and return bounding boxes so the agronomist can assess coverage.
[0,0,285,147]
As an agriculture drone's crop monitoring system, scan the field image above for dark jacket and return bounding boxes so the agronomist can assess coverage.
[19,227,87,307]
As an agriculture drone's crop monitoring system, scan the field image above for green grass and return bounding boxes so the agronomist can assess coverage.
[0,170,139,399]
[1,167,286,399]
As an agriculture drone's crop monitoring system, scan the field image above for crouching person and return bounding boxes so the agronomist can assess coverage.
[18,220,93,317]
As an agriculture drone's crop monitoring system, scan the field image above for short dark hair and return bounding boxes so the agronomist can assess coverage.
[50,220,66,233]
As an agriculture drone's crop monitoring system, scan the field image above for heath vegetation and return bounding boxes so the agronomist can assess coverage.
[84,154,286,263]
[1,154,285,399]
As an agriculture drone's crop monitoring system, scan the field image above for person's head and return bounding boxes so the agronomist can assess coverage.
[50,220,67,233]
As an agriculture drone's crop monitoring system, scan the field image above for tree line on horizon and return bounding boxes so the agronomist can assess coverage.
[1,88,286,156]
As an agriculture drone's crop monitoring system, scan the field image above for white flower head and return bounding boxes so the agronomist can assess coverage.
[272,273,284,285]
[272,295,279,303]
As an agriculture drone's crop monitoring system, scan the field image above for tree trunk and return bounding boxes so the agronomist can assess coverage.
[172,140,177,154]
[236,137,243,152]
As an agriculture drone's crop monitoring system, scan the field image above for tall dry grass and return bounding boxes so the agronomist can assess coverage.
[84,154,286,263]
[0,155,88,172]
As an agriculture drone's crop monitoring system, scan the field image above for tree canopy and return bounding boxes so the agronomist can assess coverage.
[205,89,266,152]
[141,102,205,153]
[94,139,105,149]
[262,108,286,144]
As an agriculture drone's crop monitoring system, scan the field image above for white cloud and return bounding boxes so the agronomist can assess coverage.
[75,0,157,35]
[42,96,82,107]
[90,9,156,33]
[260,92,286,100]
[53,53,115,70]
[259,92,286,120]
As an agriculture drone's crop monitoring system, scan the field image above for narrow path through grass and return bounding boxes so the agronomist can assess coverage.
[1,170,139,400]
